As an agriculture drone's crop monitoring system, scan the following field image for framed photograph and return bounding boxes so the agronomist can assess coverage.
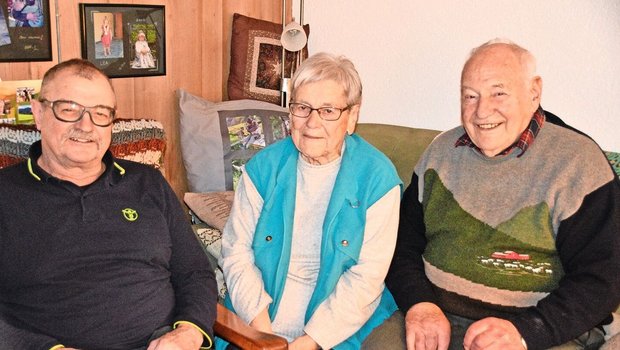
[79,4,165,79]
[0,0,52,62]
[0,79,42,124]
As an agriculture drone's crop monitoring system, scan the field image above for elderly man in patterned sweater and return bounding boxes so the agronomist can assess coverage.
[386,39,620,350]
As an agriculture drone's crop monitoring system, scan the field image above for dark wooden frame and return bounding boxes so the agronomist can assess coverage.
[0,0,52,62]
[79,4,166,79]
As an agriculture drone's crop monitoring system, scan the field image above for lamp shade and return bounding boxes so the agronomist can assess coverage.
[280,22,307,52]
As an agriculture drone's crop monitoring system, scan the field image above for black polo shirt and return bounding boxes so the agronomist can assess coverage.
[0,141,216,350]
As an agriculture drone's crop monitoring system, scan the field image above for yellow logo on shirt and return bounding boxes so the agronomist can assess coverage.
[122,208,139,222]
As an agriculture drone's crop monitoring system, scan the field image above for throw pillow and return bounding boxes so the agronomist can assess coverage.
[191,223,227,299]
[184,191,234,231]
[228,13,309,104]
[110,118,167,170]
[0,123,39,169]
[177,89,290,192]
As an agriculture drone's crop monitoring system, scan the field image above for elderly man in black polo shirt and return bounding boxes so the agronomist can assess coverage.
[0,59,217,350]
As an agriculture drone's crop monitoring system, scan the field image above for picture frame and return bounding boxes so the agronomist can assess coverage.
[79,4,165,79]
[0,79,42,124]
[0,0,52,62]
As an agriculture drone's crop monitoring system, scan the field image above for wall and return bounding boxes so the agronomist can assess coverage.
[0,0,286,199]
[297,0,620,151]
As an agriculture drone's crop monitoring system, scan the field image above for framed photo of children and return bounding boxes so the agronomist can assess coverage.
[79,4,165,79]
[0,0,52,62]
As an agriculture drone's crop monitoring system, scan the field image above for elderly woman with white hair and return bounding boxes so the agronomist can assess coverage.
[219,52,402,349]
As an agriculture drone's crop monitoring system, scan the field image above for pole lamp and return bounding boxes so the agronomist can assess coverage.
[280,0,307,107]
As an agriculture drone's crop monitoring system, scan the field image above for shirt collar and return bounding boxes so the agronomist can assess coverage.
[27,141,124,185]
[455,107,546,157]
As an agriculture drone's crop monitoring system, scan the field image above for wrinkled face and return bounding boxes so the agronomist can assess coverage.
[460,45,541,157]
[32,70,116,171]
[290,80,359,165]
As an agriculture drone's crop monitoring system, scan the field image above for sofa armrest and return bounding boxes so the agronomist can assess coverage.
[215,304,288,350]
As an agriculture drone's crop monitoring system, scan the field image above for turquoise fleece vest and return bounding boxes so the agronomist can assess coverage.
[223,134,401,349]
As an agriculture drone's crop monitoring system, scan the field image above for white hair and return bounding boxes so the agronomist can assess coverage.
[290,52,363,106]
[467,38,537,78]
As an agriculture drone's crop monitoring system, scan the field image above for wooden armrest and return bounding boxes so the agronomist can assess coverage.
[215,303,288,350]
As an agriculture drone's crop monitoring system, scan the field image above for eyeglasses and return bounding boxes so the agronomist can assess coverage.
[39,99,116,127]
[289,103,351,121]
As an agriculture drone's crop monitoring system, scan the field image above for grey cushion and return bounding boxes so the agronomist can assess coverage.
[177,89,290,192]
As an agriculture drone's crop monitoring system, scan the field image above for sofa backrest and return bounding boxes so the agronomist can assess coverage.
[356,123,620,189]
[355,123,441,188]
[0,119,166,170]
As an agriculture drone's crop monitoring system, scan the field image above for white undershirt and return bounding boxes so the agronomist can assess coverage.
[271,155,341,340]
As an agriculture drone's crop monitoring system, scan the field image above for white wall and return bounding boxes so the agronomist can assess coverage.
[294,0,620,151]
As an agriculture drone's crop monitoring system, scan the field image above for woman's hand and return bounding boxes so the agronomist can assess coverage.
[289,334,320,350]
[249,307,274,334]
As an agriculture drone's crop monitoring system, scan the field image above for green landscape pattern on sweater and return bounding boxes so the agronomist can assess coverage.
[416,120,615,317]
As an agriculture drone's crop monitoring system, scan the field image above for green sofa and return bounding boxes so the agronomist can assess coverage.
[356,123,441,188]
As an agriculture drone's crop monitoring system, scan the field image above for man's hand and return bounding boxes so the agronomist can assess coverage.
[463,317,525,350]
[289,334,320,350]
[405,302,450,350]
[146,324,203,350]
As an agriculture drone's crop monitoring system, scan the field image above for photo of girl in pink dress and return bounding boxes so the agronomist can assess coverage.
[100,16,112,56]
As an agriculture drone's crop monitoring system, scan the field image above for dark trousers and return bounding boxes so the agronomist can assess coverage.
[360,310,606,350]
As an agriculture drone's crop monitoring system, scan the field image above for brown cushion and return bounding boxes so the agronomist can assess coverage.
[184,191,234,231]
[228,13,309,104]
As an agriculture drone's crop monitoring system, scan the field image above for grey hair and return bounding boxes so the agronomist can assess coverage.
[290,52,362,106]
[466,38,537,78]
[40,58,114,100]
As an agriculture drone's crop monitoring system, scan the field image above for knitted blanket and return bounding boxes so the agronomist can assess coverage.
[0,118,166,170]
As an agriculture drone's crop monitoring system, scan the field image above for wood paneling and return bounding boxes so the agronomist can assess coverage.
[0,0,290,201]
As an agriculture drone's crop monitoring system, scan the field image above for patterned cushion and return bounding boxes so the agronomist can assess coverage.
[184,191,234,231]
[0,124,40,169]
[228,13,309,104]
[0,118,166,170]
[177,89,290,192]
[191,223,227,300]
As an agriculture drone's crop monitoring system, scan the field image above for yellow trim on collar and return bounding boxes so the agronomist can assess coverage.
[27,158,42,181]
[173,320,213,349]
[113,161,125,175]
[49,345,65,350]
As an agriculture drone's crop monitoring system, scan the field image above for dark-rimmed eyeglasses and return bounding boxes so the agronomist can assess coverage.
[289,102,350,121]
[39,99,116,127]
